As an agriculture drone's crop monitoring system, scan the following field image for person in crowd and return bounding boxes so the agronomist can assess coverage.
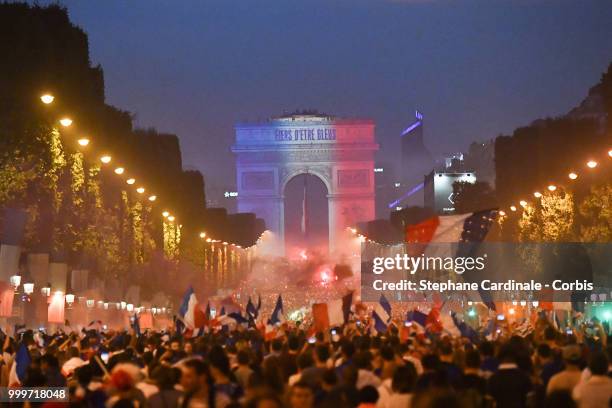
[487,344,532,408]
[572,351,612,408]
[287,381,314,408]
[1,303,610,408]
[299,344,328,387]
[148,365,184,408]
[234,349,254,390]
[546,344,583,395]
[377,363,416,408]
[356,385,378,408]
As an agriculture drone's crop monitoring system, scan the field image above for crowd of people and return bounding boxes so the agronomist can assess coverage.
[0,314,610,408]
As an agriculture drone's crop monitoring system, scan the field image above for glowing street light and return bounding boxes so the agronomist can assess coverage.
[77,138,90,147]
[136,187,145,194]
[568,172,578,180]
[547,185,557,192]
[498,210,506,216]
[148,195,157,202]
[586,160,598,168]
[199,232,206,238]
[23,282,34,295]
[533,192,542,198]
[608,149,612,158]
[126,178,136,185]
[519,200,528,207]
[40,94,54,104]
[510,205,517,212]
[100,155,112,164]
[59,117,73,127]
[167,215,175,222]
[9,275,21,289]
[114,167,125,175]
[65,293,75,305]
[162,211,169,217]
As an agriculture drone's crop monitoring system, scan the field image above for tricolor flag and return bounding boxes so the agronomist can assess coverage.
[301,176,307,236]
[264,295,284,340]
[8,342,30,386]
[246,297,259,322]
[406,210,498,308]
[372,294,392,333]
[268,295,284,326]
[178,286,206,337]
[450,312,479,342]
[406,309,427,332]
[312,292,353,331]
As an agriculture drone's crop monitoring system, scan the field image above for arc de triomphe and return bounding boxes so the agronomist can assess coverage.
[232,112,378,252]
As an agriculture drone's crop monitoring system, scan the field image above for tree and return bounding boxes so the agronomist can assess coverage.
[578,183,612,242]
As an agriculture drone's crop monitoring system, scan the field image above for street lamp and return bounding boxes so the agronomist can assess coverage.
[78,137,90,147]
[136,187,145,194]
[199,232,206,238]
[40,94,54,104]
[9,275,21,290]
[23,282,34,295]
[41,283,51,297]
[148,195,157,202]
[547,185,557,192]
[114,167,125,175]
[100,155,112,164]
[510,205,517,212]
[534,191,542,198]
[568,172,578,180]
[586,160,598,168]
[65,293,75,306]
[167,215,175,222]
[126,178,136,185]
[519,200,527,207]
[59,118,73,127]
[126,303,134,312]
[86,299,95,308]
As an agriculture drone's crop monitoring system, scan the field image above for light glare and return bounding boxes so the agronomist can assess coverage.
[59,117,73,127]
[40,94,54,104]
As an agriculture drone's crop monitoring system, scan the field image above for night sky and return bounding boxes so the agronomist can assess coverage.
[42,0,612,198]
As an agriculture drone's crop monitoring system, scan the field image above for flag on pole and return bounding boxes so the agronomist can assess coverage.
[8,343,31,386]
[178,286,206,336]
[268,295,284,325]
[301,175,307,236]
[246,297,258,321]
[313,292,353,331]
[372,294,392,333]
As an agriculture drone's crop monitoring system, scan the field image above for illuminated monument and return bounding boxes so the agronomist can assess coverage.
[232,112,378,252]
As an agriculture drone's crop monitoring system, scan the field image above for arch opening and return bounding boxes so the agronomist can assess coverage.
[283,173,329,256]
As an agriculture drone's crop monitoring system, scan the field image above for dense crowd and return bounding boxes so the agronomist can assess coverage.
[0,316,610,408]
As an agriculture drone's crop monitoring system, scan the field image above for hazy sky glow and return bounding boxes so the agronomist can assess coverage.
[42,0,612,194]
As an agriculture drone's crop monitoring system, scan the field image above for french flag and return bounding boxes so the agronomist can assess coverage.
[406,210,498,308]
[372,294,392,333]
[312,292,353,331]
[265,295,284,340]
[178,286,205,336]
